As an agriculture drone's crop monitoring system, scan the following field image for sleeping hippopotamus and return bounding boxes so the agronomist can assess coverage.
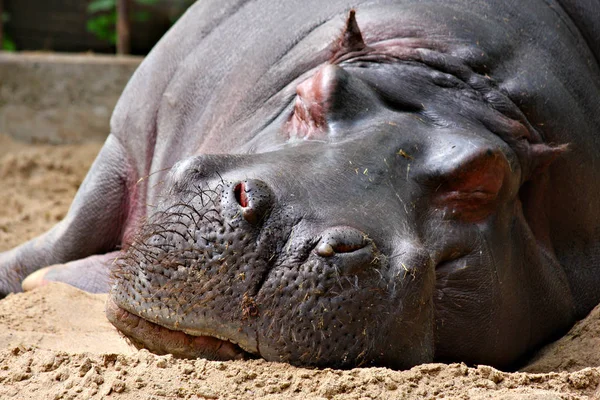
[1,0,599,370]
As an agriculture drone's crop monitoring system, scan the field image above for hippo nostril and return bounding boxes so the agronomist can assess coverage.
[315,226,370,257]
[316,243,335,257]
[227,179,274,224]
[234,183,249,208]
[316,241,367,257]
[333,243,366,253]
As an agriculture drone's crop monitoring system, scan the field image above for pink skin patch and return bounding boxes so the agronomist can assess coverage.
[285,65,338,140]
[435,151,507,222]
[284,10,370,142]
[234,182,249,208]
[106,297,246,361]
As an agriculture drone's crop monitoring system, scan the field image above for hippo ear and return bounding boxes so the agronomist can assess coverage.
[526,143,569,179]
[284,64,380,140]
[331,9,368,60]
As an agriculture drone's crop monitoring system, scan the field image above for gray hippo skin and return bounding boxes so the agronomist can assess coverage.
[1,0,599,369]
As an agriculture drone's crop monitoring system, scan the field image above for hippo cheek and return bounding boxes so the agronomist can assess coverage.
[252,238,436,369]
[432,237,530,367]
[434,254,497,359]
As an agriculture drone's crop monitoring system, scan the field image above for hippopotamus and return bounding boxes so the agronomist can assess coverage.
[0,0,599,370]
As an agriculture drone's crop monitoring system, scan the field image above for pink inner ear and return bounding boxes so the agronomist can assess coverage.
[285,65,338,140]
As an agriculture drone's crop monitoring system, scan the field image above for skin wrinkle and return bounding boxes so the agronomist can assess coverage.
[237,18,337,141]
[475,223,501,351]
[285,39,548,192]
[352,44,536,138]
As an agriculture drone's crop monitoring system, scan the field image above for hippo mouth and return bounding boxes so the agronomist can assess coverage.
[105,297,251,361]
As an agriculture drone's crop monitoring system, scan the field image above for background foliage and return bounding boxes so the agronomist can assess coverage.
[87,0,161,45]
[2,13,16,51]
[1,1,195,54]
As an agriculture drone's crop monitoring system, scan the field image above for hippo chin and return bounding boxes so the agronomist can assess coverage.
[1,0,599,370]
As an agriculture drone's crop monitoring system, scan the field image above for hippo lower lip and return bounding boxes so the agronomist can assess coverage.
[105,297,249,361]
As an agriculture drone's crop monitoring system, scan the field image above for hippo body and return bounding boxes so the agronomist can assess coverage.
[1,0,599,369]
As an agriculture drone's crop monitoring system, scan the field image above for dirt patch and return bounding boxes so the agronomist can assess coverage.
[0,135,598,399]
[0,134,101,250]
[523,305,600,375]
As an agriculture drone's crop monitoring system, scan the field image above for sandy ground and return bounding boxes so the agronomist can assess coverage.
[0,134,599,399]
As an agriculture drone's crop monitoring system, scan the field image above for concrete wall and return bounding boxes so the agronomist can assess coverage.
[0,52,142,143]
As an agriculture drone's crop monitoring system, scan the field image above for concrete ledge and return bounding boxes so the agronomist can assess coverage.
[0,52,143,143]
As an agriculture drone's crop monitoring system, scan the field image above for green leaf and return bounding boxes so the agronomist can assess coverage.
[86,11,117,44]
[2,12,10,23]
[2,35,17,52]
[87,0,116,14]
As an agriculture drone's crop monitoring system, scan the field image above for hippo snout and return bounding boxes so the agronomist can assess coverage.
[108,173,435,368]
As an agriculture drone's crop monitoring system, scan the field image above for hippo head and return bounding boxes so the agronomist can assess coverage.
[107,9,575,369]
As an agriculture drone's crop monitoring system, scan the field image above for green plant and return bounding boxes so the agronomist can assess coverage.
[2,35,16,51]
[86,0,160,45]
[2,12,16,51]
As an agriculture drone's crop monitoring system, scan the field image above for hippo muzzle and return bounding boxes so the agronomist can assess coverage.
[107,146,436,369]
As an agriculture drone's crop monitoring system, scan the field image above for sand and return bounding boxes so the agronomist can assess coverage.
[0,134,598,399]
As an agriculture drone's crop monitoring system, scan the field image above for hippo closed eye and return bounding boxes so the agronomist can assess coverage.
[1,0,599,370]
